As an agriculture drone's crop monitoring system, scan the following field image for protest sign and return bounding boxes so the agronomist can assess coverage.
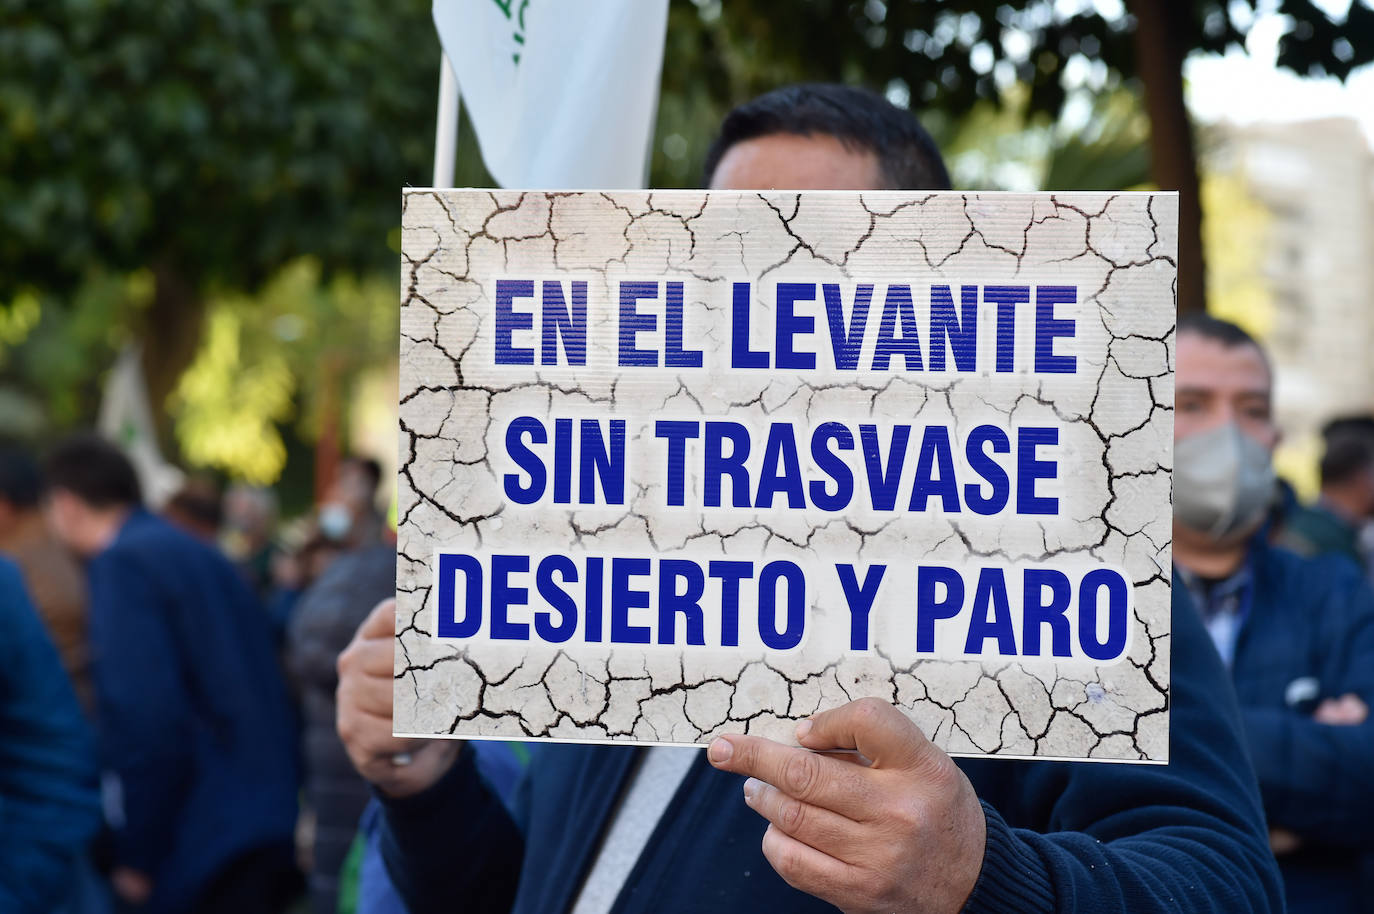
[397,189,1176,762]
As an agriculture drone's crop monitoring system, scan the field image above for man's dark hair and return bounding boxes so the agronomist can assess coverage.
[702,83,952,191]
[345,456,383,496]
[0,447,44,509]
[44,434,143,509]
[165,479,224,530]
[1321,429,1374,487]
[1176,313,1271,376]
[1321,414,1374,443]
[1176,313,1261,349]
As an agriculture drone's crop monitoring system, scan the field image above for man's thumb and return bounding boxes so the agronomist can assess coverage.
[358,597,398,641]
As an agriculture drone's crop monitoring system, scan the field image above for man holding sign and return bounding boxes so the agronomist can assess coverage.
[340,85,1282,912]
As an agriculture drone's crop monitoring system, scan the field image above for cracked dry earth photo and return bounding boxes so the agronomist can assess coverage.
[397,189,1176,762]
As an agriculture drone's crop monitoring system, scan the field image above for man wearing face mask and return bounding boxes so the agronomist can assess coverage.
[1172,313,1374,914]
[318,456,387,549]
[1278,421,1374,575]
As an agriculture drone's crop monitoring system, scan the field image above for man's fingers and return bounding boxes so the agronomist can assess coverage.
[336,597,462,798]
[797,697,931,770]
[1269,827,1303,856]
[758,823,852,903]
[709,735,877,820]
[337,653,396,718]
[743,777,859,857]
[1339,693,1369,723]
[344,708,426,762]
[340,632,396,681]
[1314,693,1369,725]
[1314,700,1345,725]
[339,604,398,683]
[358,597,398,641]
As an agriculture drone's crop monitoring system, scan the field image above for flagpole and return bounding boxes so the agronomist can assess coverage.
[433,51,459,187]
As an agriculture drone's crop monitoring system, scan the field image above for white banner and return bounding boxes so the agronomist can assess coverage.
[98,344,183,508]
[433,0,670,189]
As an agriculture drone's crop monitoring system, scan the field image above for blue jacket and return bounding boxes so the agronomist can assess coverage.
[358,741,538,914]
[86,510,299,912]
[0,558,101,912]
[376,586,1283,913]
[1233,539,1374,913]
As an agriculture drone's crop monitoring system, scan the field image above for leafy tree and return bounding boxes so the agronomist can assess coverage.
[4,0,1367,477]
[170,258,396,484]
[0,0,440,418]
[650,0,1374,314]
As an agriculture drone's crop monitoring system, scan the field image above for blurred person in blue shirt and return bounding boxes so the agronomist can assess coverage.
[0,554,102,911]
[44,434,302,914]
[1278,417,1374,576]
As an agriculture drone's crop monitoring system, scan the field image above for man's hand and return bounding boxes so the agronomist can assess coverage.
[1314,693,1368,726]
[707,697,985,914]
[111,867,153,905]
[1269,827,1302,856]
[336,599,460,798]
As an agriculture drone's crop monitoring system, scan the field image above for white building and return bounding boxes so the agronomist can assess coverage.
[1208,117,1374,467]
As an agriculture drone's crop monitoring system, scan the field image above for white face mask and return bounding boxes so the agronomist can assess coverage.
[318,503,353,541]
[1174,422,1276,541]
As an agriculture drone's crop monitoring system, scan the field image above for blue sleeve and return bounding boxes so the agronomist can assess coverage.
[1239,571,1374,843]
[470,740,538,802]
[0,559,101,912]
[87,548,195,875]
[961,584,1284,914]
[376,747,525,914]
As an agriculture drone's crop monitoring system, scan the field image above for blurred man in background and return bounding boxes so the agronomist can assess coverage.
[1172,313,1374,914]
[318,456,387,550]
[160,477,224,545]
[44,434,301,914]
[222,483,281,600]
[0,446,92,708]
[288,540,397,914]
[0,556,102,913]
[1279,417,1374,575]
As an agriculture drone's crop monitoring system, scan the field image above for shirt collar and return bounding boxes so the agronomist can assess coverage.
[1176,561,1252,624]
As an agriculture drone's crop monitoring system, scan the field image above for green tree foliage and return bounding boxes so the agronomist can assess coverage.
[652,0,1372,174]
[170,258,396,483]
[1,0,438,292]
[0,0,440,412]
[2,0,1368,478]
[649,0,1373,314]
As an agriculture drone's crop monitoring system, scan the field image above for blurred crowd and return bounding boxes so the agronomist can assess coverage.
[0,438,398,913]
[4,317,1374,913]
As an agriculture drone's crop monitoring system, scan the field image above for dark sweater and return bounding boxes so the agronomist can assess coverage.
[377,586,1283,913]
[288,544,399,914]
[87,510,300,912]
